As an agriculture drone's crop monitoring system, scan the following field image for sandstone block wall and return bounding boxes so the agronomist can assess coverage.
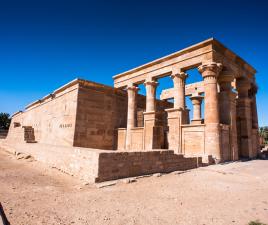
[6,78,172,150]
[7,83,79,146]
[181,124,205,155]
[73,82,128,150]
[0,141,100,183]
[97,151,201,182]
[73,81,172,150]
[0,140,205,183]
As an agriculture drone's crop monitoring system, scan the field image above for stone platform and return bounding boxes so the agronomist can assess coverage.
[0,140,211,183]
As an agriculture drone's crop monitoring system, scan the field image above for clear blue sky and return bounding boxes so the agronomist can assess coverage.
[0,0,267,126]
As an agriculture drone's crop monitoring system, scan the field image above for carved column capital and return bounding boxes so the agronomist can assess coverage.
[218,72,234,83]
[236,77,251,98]
[198,62,223,79]
[218,71,235,92]
[190,94,204,105]
[171,72,188,81]
[126,85,139,92]
[144,80,159,87]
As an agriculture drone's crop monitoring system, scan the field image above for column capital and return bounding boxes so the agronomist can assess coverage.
[126,85,139,92]
[198,62,223,78]
[218,71,235,92]
[250,83,258,95]
[236,77,251,95]
[171,71,188,80]
[218,72,234,84]
[144,80,159,87]
[190,94,203,105]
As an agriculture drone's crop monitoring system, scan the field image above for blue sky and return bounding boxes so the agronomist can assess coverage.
[0,0,267,126]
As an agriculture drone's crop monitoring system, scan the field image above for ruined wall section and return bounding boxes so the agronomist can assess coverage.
[7,83,79,147]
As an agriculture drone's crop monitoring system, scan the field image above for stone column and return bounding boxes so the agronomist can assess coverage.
[190,94,203,124]
[218,72,238,161]
[198,62,222,162]
[171,71,188,110]
[165,70,188,153]
[143,79,163,149]
[249,83,259,156]
[144,80,158,112]
[250,83,259,129]
[125,85,139,150]
[236,77,253,158]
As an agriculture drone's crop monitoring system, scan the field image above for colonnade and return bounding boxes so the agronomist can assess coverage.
[124,61,258,161]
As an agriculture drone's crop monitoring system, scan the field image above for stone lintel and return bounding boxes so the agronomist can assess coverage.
[113,38,256,89]
[160,81,204,100]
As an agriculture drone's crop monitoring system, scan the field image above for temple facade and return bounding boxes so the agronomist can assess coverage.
[2,38,260,182]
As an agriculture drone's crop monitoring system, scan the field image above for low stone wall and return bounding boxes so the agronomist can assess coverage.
[0,141,100,182]
[97,151,202,182]
[0,140,206,183]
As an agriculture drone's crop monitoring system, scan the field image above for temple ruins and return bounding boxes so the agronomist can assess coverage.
[1,38,260,182]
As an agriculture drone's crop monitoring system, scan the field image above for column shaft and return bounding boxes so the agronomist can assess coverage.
[125,85,139,150]
[218,73,238,161]
[190,95,203,124]
[198,62,222,161]
[143,80,163,149]
[171,72,188,109]
[236,77,254,158]
[144,80,158,112]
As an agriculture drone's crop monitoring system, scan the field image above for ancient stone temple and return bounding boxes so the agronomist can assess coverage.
[1,38,260,182]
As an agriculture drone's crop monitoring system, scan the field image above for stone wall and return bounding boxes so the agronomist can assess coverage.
[73,82,128,150]
[73,81,172,150]
[6,78,171,150]
[97,150,201,182]
[7,82,79,147]
[181,124,205,155]
[0,140,207,183]
[0,141,100,183]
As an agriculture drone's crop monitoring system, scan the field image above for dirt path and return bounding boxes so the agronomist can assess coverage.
[0,149,268,225]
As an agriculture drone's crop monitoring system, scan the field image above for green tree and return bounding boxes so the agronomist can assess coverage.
[0,113,11,130]
[259,126,268,144]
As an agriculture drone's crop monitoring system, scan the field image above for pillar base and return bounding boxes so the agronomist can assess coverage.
[205,123,222,162]
[165,108,184,154]
[143,111,163,150]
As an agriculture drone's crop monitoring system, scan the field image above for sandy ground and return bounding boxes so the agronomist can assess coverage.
[0,149,268,225]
